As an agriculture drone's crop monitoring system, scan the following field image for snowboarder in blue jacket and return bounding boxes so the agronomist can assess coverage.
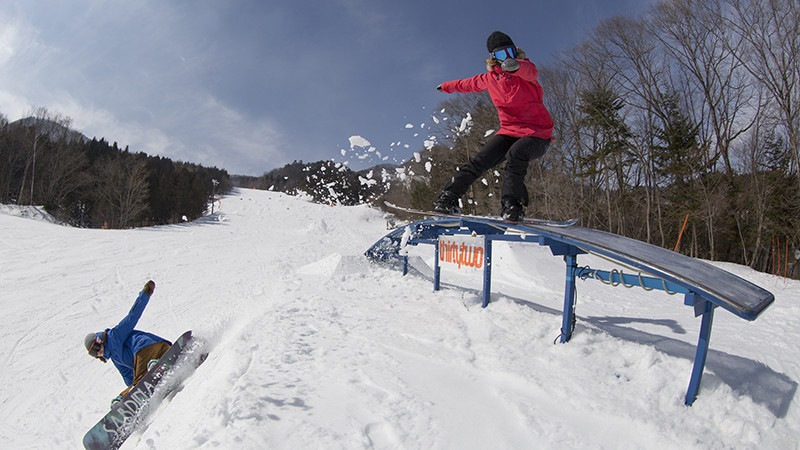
[84,280,172,404]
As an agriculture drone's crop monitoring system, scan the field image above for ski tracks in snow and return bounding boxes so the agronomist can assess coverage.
[3,189,797,449]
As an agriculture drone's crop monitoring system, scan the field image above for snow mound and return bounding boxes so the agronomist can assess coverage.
[0,204,60,224]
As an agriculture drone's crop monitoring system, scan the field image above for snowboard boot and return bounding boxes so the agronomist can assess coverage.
[501,200,524,222]
[433,191,461,214]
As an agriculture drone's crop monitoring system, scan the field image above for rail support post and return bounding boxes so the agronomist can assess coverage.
[560,253,578,343]
[482,236,493,308]
[685,293,716,405]
[433,239,441,291]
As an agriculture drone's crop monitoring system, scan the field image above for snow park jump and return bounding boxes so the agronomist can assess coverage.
[365,215,775,406]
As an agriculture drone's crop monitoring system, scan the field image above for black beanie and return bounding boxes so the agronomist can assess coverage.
[487,31,515,52]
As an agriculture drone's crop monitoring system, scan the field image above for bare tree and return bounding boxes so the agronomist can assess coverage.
[725,0,800,189]
[538,65,587,222]
[12,107,80,205]
[653,0,757,179]
[38,139,89,212]
[94,156,150,228]
[591,15,673,243]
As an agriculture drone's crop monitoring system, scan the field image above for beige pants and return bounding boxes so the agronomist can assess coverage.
[119,340,171,397]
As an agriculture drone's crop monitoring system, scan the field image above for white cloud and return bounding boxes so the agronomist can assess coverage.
[0,4,289,176]
[0,21,17,66]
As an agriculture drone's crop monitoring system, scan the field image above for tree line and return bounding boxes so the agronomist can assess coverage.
[0,108,232,228]
[388,0,799,277]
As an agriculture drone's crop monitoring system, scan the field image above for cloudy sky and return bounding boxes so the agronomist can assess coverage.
[0,0,652,175]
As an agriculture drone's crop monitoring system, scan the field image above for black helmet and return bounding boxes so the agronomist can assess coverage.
[487,31,515,53]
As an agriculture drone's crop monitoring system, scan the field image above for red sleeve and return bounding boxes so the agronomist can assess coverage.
[440,72,491,94]
[509,59,539,83]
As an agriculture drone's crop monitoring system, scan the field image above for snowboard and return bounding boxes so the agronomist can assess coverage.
[83,330,207,450]
[384,202,578,227]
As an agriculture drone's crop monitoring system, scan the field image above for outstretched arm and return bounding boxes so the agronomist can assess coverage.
[438,72,491,94]
[112,281,155,340]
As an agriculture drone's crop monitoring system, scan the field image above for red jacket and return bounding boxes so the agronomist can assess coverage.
[440,59,553,140]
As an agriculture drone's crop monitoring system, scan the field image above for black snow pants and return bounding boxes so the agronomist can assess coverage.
[441,134,550,207]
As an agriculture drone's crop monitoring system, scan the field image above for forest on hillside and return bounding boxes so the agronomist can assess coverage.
[0,108,232,228]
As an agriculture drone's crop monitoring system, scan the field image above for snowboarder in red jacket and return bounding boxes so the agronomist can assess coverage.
[84,280,171,405]
[434,31,554,222]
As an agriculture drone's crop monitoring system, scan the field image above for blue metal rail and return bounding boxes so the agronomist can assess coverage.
[365,215,774,406]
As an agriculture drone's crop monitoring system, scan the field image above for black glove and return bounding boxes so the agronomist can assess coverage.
[501,58,520,73]
[436,84,443,91]
[143,280,155,297]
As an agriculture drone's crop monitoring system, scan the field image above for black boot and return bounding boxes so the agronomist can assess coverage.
[501,200,524,222]
[433,191,461,214]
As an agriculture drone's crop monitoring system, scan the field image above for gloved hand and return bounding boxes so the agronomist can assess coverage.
[436,84,443,91]
[501,58,520,73]
[110,395,122,409]
[143,280,155,297]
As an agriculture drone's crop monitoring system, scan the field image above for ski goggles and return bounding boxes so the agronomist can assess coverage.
[88,338,103,359]
[491,47,517,61]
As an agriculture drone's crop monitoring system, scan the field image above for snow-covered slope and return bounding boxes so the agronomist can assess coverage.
[1,188,798,449]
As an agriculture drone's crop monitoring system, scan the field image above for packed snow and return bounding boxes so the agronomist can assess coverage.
[1,188,799,449]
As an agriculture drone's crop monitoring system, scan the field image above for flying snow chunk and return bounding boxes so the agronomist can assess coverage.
[349,135,371,148]
[340,149,347,156]
[425,161,432,172]
[458,113,473,134]
[405,123,414,129]
[484,129,496,137]
[414,152,421,163]
[359,176,377,187]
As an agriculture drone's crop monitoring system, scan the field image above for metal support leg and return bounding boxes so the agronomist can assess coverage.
[560,253,578,343]
[685,302,715,405]
[433,240,441,291]
[402,255,408,276]
[482,236,493,308]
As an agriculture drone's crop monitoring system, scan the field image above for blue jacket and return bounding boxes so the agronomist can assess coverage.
[96,291,170,386]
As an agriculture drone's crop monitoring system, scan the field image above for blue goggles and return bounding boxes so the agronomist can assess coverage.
[492,47,517,61]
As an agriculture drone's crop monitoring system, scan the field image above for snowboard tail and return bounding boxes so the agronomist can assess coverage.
[83,330,207,450]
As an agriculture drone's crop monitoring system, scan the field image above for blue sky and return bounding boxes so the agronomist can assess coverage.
[0,0,653,175]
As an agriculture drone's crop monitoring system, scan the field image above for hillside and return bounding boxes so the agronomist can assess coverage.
[1,188,798,449]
